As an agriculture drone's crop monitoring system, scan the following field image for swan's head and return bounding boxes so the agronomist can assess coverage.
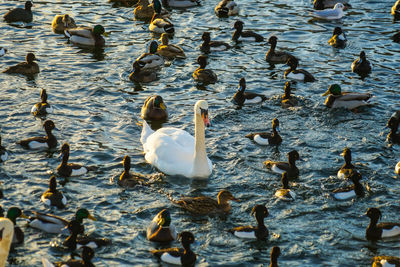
[0,218,14,252]
[195,100,210,127]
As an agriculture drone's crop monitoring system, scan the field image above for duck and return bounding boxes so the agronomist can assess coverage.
[141,95,168,121]
[0,218,14,267]
[65,25,107,47]
[275,172,296,201]
[17,120,57,150]
[157,33,186,59]
[46,246,95,267]
[366,208,400,241]
[396,162,400,175]
[215,0,239,17]
[3,53,39,75]
[0,135,8,163]
[140,100,212,178]
[151,231,196,266]
[28,208,96,234]
[6,207,28,245]
[57,143,89,177]
[129,61,157,83]
[392,0,400,20]
[31,89,53,117]
[281,81,298,108]
[328,27,347,48]
[51,14,77,34]
[265,36,297,64]
[134,0,155,20]
[41,176,67,209]
[136,41,164,69]
[192,55,218,84]
[233,77,266,106]
[162,0,200,8]
[336,147,355,179]
[284,57,315,82]
[387,111,400,144]
[322,84,372,110]
[147,209,177,242]
[3,1,33,23]
[245,118,281,146]
[312,3,345,20]
[351,51,372,77]
[200,32,231,53]
[232,20,264,42]
[333,170,364,200]
[269,246,281,267]
[229,205,269,240]
[149,0,174,34]
[371,256,400,267]
[313,0,350,10]
[264,150,300,179]
[0,47,7,57]
[118,155,146,188]
[392,31,400,43]
[171,190,239,215]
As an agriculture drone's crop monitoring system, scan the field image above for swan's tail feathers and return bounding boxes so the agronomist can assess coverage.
[140,119,154,144]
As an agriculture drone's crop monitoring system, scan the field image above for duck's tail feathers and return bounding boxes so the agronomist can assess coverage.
[245,133,255,140]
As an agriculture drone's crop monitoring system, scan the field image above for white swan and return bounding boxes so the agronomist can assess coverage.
[140,100,212,179]
[0,218,14,267]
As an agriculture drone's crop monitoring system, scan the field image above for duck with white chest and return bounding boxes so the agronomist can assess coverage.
[332,170,364,200]
[31,89,53,117]
[233,77,266,106]
[245,118,281,146]
[365,207,400,241]
[57,143,89,177]
[232,20,264,42]
[229,205,269,240]
[275,172,296,201]
[17,120,57,150]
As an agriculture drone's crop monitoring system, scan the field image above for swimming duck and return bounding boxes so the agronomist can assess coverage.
[351,51,372,77]
[392,0,400,20]
[162,0,200,8]
[284,57,315,82]
[281,81,298,108]
[7,207,27,245]
[245,118,281,146]
[0,47,7,57]
[141,95,168,121]
[134,0,155,20]
[275,172,296,201]
[366,208,400,241]
[200,32,231,53]
[141,100,212,178]
[387,111,400,144]
[312,3,345,20]
[233,77,266,105]
[118,155,146,188]
[0,218,14,267]
[57,143,89,177]
[29,208,96,234]
[31,89,53,117]
[157,33,186,59]
[171,190,239,215]
[232,20,264,42]
[313,0,350,10]
[192,55,218,84]
[333,170,364,200]
[46,246,95,267]
[41,176,67,209]
[392,31,400,43]
[371,256,400,267]
[3,1,33,23]
[151,231,196,266]
[149,0,174,34]
[229,205,269,240]
[0,135,8,163]
[65,25,107,47]
[51,14,77,34]
[264,150,300,179]
[322,84,372,110]
[3,52,39,75]
[265,36,297,65]
[136,41,164,69]
[336,147,355,179]
[147,209,177,242]
[18,120,57,150]
[215,0,239,17]
[269,246,281,267]
[328,27,347,48]
[129,61,157,83]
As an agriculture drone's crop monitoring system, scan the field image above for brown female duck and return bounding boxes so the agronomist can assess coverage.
[265,36,296,64]
[3,53,39,75]
[192,55,217,84]
[141,95,168,121]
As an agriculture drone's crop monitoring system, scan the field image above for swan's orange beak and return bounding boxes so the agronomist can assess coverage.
[202,110,210,127]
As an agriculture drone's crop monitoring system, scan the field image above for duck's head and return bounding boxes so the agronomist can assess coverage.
[286,57,298,68]
[75,208,96,221]
[217,190,239,204]
[160,33,169,45]
[333,3,345,10]
[26,53,38,64]
[59,143,70,160]
[195,100,210,127]
[251,204,269,220]
[271,246,281,262]
[272,118,280,132]
[156,209,172,227]
[233,20,244,30]
[148,40,158,54]
[322,84,341,96]
[81,246,95,262]
[25,1,33,10]
[122,155,131,171]
[366,207,381,221]
[287,150,300,162]
[197,55,208,68]
[153,95,166,110]
[268,36,278,46]
[153,0,162,14]
[62,14,72,27]
[238,77,246,92]
[349,170,362,183]
[283,81,292,97]
[93,25,107,36]
[49,175,58,191]
[332,27,343,36]
[281,172,289,189]
[202,32,211,43]
[387,112,400,131]
[178,231,195,246]
[341,147,352,163]
[40,89,48,103]
[7,207,28,224]
[43,120,56,132]
[359,51,367,61]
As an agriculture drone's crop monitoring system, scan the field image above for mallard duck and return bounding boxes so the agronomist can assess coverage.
[6,207,28,245]
[129,61,157,83]
[200,32,231,53]
[232,20,264,42]
[17,120,57,150]
[264,150,300,179]
[245,118,281,146]
[366,208,400,241]
[333,170,364,200]
[141,95,168,121]
[313,0,350,10]
[3,53,39,75]
[3,1,33,23]
[215,0,238,17]
[134,0,154,20]
[57,143,89,177]
[387,111,400,144]
[328,27,347,48]
[396,161,400,175]
[229,205,269,240]
[149,0,174,34]
[337,147,355,179]
[371,256,400,267]
[151,231,196,266]
[162,0,200,8]
[31,89,53,117]
[0,218,14,266]
[0,47,7,57]
[281,81,298,108]
[29,208,96,234]
[51,14,77,34]
[284,57,315,82]
[269,247,281,267]
[44,246,95,267]
[136,41,164,69]
[265,36,296,64]
[275,172,296,201]
[351,51,372,77]
[392,0,400,20]
[313,3,345,20]
[157,33,186,59]
[147,209,177,242]
[193,55,217,84]
[171,190,239,215]
[41,176,67,209]
[322,84,372,110]
[233,77,266,106]
[0,135,8,163]
[118,155,146,188]
[65,25,107,47]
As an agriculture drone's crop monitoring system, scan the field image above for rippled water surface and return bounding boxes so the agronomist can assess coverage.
[0,0,400,266]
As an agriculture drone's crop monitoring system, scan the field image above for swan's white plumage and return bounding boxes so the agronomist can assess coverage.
[0,218,14,267]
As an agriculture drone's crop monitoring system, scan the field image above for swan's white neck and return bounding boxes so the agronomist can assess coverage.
[192,112,210,178]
